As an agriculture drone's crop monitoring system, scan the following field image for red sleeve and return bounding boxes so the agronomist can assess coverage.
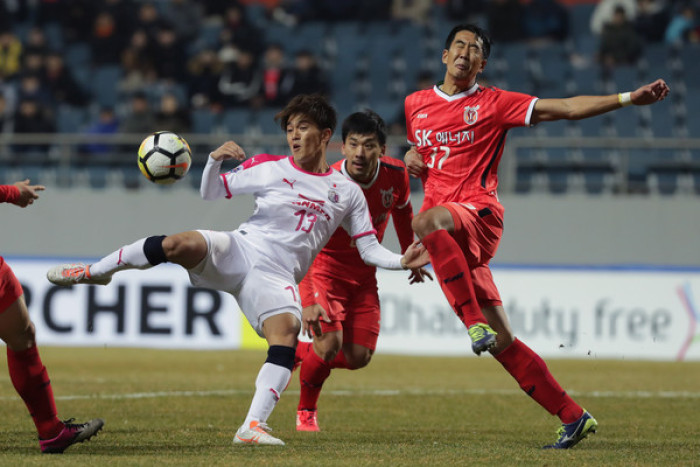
[0,185,20,204]
[299,261,317,308]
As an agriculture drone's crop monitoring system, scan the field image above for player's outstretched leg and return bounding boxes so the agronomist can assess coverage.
[40,418,105,454]
[543,410,598,449]
[47,236,169,286]
[46,263,111,286]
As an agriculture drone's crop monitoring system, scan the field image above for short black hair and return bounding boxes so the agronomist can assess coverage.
[341,109,387,146]
[275,93,337,135]
[444,24,492,59]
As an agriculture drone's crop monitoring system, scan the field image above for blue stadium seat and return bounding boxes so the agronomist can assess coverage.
[221,109,252,134]
[56,105,89,133]
[92,65,123,108]
[192,109,219,134]
[254,108,283,134]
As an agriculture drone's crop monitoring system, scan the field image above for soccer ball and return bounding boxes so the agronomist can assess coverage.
[137,131,192,185]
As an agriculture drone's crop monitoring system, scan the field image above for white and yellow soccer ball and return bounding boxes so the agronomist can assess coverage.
[137,131,192,185]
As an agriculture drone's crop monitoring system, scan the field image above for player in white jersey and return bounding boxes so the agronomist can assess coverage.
[47,94,429,447]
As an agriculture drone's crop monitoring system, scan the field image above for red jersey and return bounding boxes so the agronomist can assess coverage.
[405,84,537,218]
[300,156,413,306]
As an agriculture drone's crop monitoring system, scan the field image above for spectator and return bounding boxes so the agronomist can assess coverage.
[218,49,262,109]
[260,43,290,107]
[119,30,157,95]
[163,0,203,42]
[665,4,698,45]
[80,107,119,158]
[43,52,90,108]
[134,2,170,46]
[591,0,638,35]
[281,49,329,100]
[599,5,643,67]
[218,5,265,57]
[391,0,432,25]
[120,91,155,135]
[13,98,56,155]
[486,0,525,42]
[154,92,191,135]
[90,11,126,66]
[151,25,187,82]
[0,31,23,80]
[186,48,224,110]
[54,0,96,44]
[17,72,52,110]
[23,27,49,57]
[634,0,671,43]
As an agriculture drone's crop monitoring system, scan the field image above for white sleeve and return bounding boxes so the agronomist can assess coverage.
[200,155,228,200]
[355,235,404,270]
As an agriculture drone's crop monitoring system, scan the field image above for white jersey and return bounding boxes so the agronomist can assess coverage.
[201,154,377,283]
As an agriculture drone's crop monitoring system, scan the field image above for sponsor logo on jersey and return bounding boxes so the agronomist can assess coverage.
[463,105,479,125]
[417,113,428,119]
[380,187,394,208]
[282,178,296,189]
[293,193,331,220]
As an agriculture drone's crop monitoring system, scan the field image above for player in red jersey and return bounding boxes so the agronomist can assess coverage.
[294,110,431,431]
[0,180,104,453]
[404,24,669,449]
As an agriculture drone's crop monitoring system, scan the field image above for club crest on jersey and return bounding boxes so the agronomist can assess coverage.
[328,189,339,203]
[463,105,479,125]
[380,187,394,208]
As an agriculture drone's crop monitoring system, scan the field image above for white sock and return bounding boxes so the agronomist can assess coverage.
[89,238,152,277]
[242,362,291,428]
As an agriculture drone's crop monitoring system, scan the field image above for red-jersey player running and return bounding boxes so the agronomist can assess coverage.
[295,110,431,431]
[404,24,669,449]
[1,180,104,454]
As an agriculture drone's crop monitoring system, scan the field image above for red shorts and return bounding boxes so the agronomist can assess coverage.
[444,202,503,307]
[0,256,23,313]
[309,268,380,351]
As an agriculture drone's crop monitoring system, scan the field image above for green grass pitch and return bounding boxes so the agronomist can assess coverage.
[1,347,698,465]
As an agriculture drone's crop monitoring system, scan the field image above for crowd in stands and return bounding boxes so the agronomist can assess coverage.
[0,0,698,161]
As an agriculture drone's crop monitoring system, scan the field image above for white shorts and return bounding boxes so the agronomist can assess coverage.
[188,230,302,337]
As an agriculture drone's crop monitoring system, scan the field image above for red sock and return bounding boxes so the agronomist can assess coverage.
[298,349,331,411]
[295,341,312,365]
[495,339,584,424]
[7,346,64,439]
[422,229,486,328]
[329,349,350,370]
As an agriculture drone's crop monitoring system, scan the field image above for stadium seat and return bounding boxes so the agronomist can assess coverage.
[192,108,219,134]
[222,109,252,135]
[92,65,123,108]
[56,105,89,133]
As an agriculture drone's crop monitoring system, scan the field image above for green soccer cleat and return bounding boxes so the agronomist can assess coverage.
[543,411,598,449]
[467,323,497,355]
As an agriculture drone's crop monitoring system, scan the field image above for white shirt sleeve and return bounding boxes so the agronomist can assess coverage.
[355,234,404,270]
[200,155,227,200]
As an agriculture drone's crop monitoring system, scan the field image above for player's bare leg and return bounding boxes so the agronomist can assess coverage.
[235,313,299,446]
[482,305,597,448]
[47,231,208,286]
[0,296,103,453]
[412,207,496,354]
